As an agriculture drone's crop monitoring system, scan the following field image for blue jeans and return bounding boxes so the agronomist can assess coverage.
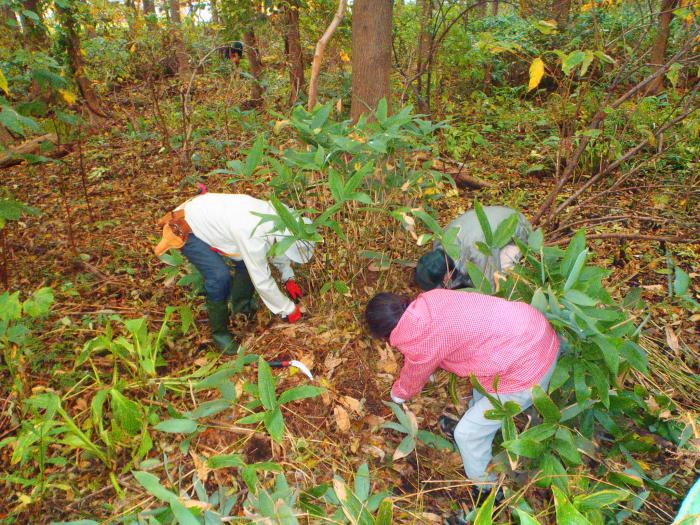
[180,234,246,302]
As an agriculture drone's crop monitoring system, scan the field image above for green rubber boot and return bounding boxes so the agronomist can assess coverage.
[205,299,238,354]
[230,267,258,318]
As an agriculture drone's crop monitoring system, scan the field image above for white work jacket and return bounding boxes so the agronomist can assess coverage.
[183,193,298,316]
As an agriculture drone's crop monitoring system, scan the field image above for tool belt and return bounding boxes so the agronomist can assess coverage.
[154,209,192,256]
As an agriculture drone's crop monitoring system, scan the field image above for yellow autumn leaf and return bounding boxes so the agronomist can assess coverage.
[339,49,350,63]
[0,69,8,95]
[528,57,545,91]
[59,89,78,105]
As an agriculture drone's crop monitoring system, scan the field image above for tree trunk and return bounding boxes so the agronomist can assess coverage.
[350,0,393,121]
[647,0,680,94]
[169,0,191,86]
[210,0,219,24]
[415,0,433,113]
[20,0,49,49]
[57,1,109,123]
[552,0,571,29]
[285,0,305,105]
[143,0,156,28]
[244,29,264,105]
[491,0,499,16]
[307,0,347,110]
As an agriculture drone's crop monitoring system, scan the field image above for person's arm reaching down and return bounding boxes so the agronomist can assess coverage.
[237,237,297,317]
[391,346,442,401]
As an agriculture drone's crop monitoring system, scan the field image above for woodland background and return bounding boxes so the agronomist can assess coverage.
[0,0,699,524]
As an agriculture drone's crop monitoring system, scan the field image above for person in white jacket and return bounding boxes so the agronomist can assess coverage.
[155,192,314,353]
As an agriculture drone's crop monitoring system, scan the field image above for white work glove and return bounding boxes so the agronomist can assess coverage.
[391,392,406,404]
[429,373,436,384]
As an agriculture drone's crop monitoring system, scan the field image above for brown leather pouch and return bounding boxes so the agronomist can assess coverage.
[154,209,192,256]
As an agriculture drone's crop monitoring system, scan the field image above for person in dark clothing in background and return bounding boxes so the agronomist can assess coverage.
[219,41,243,65]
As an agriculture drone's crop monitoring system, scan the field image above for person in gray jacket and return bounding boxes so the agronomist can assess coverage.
[415,206,531,291]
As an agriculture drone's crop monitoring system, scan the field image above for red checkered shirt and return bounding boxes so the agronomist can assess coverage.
[389,290,559,400]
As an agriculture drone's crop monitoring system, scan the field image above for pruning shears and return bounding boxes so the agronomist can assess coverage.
[267,360,314,381]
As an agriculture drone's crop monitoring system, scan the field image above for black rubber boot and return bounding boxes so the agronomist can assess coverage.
[439,414,460,441]
[230,267,258,318]
[205,299,238,354]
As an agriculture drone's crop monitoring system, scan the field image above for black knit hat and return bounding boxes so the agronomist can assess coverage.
[415,250,448,290]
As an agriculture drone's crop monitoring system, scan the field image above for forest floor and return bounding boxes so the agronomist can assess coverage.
[1,79,699,524]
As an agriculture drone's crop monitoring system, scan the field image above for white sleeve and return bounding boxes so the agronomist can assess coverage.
[237,236,296,316]
[271,255,295,282]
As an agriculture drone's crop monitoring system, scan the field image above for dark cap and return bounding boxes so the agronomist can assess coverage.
[415,250,448,290]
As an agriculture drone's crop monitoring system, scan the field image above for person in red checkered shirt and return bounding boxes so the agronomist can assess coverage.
[365,289,560,520]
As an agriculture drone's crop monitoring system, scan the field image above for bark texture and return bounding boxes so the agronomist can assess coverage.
[169,0,191,86]
[285,0,304,105]
[552,0,571,29]
[57,1,109,123]
[350,0,393,121]
[244,29,264,105]
[647,0,680,94]
[308,0,347,110]
[415,0,433,113]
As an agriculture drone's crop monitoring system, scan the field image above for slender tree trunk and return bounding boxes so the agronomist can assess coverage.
[307,0,347,110]
[20,0,49,49]
[210,0,219,24]
[169,0,191,86]
[646,0,680,94]
[244,29,264,105]
[285,0,305,105]
[553,0,571,29]
[350,0,393,121]
[415,0,432,113]
[143,0,156,28]
[57,1,109,123]
[491,0,499,16]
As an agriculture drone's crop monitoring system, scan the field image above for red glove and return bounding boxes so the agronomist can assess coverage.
[285,279,303,302]
[286,305,302,324]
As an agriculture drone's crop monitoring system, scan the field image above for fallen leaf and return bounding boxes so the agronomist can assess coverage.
[361,444,386,460]
[665,326,680,353]
[334,405,351,432]
[378,343,398,374]
[341,395,364,416]
[190,452,210,483]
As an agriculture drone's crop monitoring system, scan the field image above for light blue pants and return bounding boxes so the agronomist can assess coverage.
[453,357,559,485]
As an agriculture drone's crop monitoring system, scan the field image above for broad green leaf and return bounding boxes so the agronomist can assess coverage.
[354,463,370,501]
[579,50,595,76]
[22,287,54,317]
[264,406,285,442]
[514,509,543,525]
[563,250,588,292]
[528,57,545,91]
[154,418,197,434]
[416,430,454,451]
[413,209,443,236]
[466,261,493,294]
[278,385,325,405]
[244,134,265,177]
[573,489,630,511]
[554,427,582,466]
[564,289,598,306]
[503,438,545,458]
[528,229,544,251]
[518,423,557,442]
[110,389,141,435]
[207,454,245,469]
[170,499,200,525]
[532,385,561,423]
[133,471,179,505]
[531,288,547,312]
[562,229,586,275]
[594,336,620,377]
[393,435,416,460]
[492,214,520,248]
[185,399,231,420]
[562,50,587,76]
[474,200,494,245]
[375,499,393,525]
[384,401,416,435]
[536,453,568,492]
[552,486,593,524]
[258,357,278,410]
[473,488,497,525]
[620,341,648,373]
[673,267,690,296]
